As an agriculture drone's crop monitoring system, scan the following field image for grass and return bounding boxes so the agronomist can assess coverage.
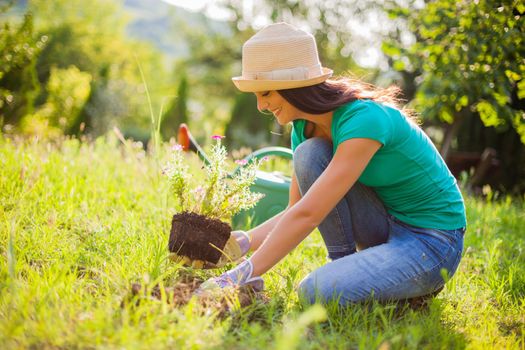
[0,134,524,349]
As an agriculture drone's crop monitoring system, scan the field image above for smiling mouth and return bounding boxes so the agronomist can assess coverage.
[271,108,282,116]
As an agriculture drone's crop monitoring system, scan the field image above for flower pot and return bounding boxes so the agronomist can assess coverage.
[169,211,231,264]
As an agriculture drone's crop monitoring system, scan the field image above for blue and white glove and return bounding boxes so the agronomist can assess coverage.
[204,230,252,268]
[196,259,264,295]
[233,230,251,257]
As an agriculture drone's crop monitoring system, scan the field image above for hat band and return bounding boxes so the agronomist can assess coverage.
[245,65,322,81]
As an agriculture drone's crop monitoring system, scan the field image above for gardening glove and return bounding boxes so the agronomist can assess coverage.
[202,230,252,269]
[232,230,251,257]
[195,259,264,296]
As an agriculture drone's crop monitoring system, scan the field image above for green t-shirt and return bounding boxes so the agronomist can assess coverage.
[291,99,466,230]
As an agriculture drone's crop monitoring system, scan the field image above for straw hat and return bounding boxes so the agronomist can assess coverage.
[232,22,333,92]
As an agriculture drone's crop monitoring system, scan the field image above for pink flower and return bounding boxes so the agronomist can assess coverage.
[235,159,248,166]
[193,185,205,195]
[211,135,225,140]
[172,144,183,151]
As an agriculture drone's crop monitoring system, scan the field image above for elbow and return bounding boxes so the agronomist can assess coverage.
[290,205,320,232]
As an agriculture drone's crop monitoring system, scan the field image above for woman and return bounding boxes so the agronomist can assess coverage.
[199,22,466,305]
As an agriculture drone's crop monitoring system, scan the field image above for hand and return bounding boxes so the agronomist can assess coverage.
[196,259,264,295]
[202,230,252,269]
[232,230,251,257]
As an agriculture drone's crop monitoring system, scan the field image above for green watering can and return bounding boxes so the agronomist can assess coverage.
[177,124,292,229]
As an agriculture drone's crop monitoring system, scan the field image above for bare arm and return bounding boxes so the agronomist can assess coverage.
[248,171,302,251]
[249,138,382,276]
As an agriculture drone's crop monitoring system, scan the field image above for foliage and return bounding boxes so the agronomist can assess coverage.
[20,65,92,137]
[161,68,189,141]
[225,92,282,149]
[1,136,524,349]
[163,137,264,220]
[220,0,378,74]
[0,7,46,127]
[384,0,525,143]
[1,0,170,138]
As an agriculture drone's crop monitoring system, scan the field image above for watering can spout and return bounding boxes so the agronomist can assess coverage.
[177,123,211,165]
[177,123,195,152]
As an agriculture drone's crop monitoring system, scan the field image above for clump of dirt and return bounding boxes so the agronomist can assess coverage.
[169,211,231,265]
[124,275,266,316]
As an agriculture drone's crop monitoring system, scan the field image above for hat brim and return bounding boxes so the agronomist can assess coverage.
[232,68,333,92]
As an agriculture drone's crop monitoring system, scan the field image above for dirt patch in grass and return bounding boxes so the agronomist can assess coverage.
[124,274,267,316]
[169,212,231,265]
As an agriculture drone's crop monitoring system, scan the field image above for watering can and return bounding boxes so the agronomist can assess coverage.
[177,123,292,229]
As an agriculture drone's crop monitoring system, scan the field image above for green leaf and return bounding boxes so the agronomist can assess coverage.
[505,69,521,82]
[476,100,502,127]
[393,60,405,71]
[455,95,469,111]
[440,108,454,123]
[518,80,525,100]
[381,42,401,57]
[493,92,509,106]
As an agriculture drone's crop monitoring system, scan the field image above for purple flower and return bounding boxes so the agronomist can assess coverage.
[211,135,225,140]
[172,144,183,151]
[261,156,270,162]
[193,185,205,195]
[235,159,248,166]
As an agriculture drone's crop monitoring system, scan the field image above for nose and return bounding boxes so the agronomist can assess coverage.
[256,96,268,112]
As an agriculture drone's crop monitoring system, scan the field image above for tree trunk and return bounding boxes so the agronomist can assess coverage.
[440,109,468,161]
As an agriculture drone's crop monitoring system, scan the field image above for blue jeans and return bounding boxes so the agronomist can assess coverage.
[294,138,465,305]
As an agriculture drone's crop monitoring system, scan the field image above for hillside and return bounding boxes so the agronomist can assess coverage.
[4,0,230,60]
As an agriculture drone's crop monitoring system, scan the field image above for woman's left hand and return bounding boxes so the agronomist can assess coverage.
[196,259,264,295]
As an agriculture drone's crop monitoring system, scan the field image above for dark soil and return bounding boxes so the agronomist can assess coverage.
[124,275,267,317]
[169,211,231,264]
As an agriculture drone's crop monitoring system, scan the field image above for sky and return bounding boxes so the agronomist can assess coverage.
[161,0,235,21]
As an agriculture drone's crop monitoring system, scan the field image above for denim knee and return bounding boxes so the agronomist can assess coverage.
[297,274,318,305]
[293,138,332,192]
[297,272,342,305]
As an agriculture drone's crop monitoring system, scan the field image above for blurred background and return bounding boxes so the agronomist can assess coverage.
[1,0,524,193]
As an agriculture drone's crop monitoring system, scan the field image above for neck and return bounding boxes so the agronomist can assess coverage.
[301,111,333,134]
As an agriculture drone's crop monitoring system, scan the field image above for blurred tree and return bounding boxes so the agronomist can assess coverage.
[172,17,242,139]
[16,0,170,138]
[161,66,189,141]
[384,0,525,192]
[20,65,91,137]
[225,92,281,150]
[221,0,378,74]
[0,3,46,129]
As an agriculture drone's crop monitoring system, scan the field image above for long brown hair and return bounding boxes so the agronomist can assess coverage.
[277,77,415,120]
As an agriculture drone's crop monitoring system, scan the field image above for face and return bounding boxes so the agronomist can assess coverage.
[254,91,300,125]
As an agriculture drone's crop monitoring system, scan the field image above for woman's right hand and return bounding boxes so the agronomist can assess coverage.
[200,230,252,269]
[231,230,251,257]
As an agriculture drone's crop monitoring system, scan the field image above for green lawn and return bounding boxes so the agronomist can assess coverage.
[1,135,524,349]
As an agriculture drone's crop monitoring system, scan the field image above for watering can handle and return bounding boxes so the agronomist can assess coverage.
[233,146,293,174]
[244,147,293,161]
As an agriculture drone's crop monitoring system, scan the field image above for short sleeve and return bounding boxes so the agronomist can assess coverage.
[290,119,306,152]
[335,101,393,148]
